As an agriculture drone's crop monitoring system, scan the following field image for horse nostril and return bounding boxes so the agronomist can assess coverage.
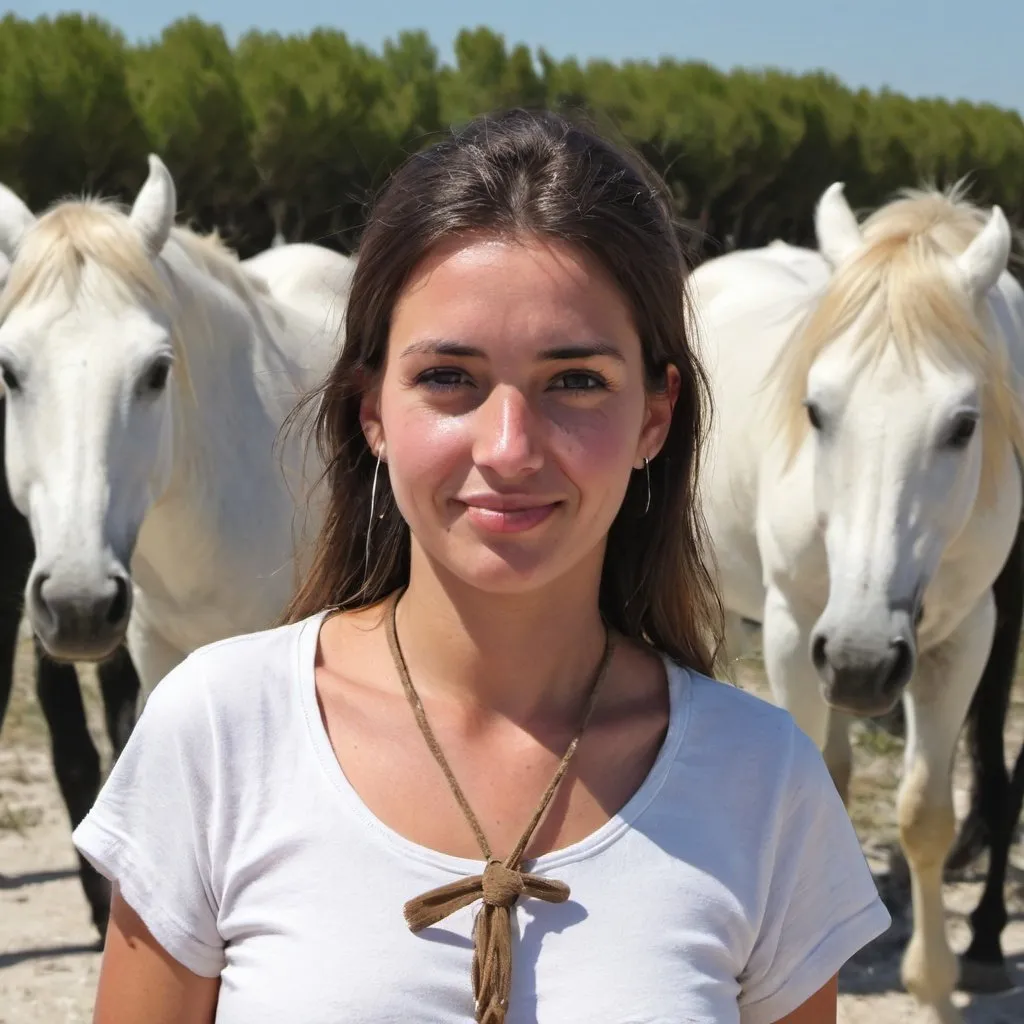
[885,637,914,690]
[106,575,130,625]
[30,572,53,624]
[810,633,829,672]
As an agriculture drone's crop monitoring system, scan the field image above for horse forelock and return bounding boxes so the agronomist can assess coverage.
[0,199,170,323]
[769,184,1024,503]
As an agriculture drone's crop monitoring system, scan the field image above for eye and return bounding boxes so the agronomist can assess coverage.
[550,371,608,392]
[945,413,978,450]
[416,368,472,391]
[140,359,171,395]
[0,362,19,393]
[803,399,823,431]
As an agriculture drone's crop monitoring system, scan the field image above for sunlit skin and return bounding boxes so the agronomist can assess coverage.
[92,233,837,1023]
[366,233,659,597]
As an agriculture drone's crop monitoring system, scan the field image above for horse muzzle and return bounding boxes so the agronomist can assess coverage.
[27,567,133,662]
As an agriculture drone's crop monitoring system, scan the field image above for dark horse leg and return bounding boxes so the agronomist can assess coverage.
[33,640,110,940]
[956,513,1024,992]
[33,638,140,941]
[945,515,1023,873]
[97,643,140,761]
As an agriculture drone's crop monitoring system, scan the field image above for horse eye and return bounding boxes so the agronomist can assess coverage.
[946,414,977,450]
[142,360,171,393]
[804,400,823,431]
[0,363,19,392]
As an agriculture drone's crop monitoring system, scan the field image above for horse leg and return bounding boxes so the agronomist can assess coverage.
[761,586,830,747]
[946,514,1022,875]
[0,601,19,745]
[897,594,995,1024]
[961,740,1024,990]
[97,644,140,760]
[956,517,1024,990]
[823,709,854,806]
[33,637,110,941]
[126,615,187,708]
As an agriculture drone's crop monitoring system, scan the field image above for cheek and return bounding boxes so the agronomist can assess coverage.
[381,403,469,498]
[548,404,639,482]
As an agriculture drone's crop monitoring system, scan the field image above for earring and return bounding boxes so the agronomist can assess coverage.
[364,448,385,578]
[643,456,651,516]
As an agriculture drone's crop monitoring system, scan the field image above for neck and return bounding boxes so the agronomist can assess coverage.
[392,547,610,723]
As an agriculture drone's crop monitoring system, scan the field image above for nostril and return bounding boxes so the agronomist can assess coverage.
[886,637,914,690]
[30,572,53,622]
[106,575,130,625]
[810,633,829,672]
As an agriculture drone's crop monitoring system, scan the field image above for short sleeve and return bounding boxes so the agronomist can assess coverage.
[737,723,891,1023]
[72,653,226,977]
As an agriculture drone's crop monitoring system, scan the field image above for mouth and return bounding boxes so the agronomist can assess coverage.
[455,496,563,535]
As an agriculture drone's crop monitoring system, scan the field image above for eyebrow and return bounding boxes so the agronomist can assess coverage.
[400,339,626,362]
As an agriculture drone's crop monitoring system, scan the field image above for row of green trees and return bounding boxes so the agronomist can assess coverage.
[2,13,1022,259]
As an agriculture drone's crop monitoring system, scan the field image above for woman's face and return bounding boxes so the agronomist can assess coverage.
[362,233,679,595]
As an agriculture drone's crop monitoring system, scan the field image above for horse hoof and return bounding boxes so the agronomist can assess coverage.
[957,955,1014,993]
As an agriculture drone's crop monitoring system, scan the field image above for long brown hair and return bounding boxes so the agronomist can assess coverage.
[282,108,723,675]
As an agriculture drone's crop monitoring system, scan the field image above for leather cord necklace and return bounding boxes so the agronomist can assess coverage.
[386,589,615,1023]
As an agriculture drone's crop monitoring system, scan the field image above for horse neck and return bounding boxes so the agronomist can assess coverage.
[157,242,294,505]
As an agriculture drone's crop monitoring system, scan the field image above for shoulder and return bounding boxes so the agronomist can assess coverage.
[678,664,809,762]
[664,662,830,815]
[142,613,325,734]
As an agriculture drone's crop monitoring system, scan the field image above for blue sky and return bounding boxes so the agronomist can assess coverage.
[11,0,1023,113]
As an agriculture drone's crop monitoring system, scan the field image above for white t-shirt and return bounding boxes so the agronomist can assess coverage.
[73,611,890,1024]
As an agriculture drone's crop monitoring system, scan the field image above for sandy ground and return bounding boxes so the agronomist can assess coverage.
[1,627,1023,1022]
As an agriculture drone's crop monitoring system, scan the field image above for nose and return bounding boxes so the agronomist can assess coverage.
[474,388,544,477]
[28,569,133,662]
[810,627,916,717]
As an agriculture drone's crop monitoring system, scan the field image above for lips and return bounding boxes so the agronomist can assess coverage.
[456,495,562,535]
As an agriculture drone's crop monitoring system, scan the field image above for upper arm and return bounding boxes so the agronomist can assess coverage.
[773,974,837,1024]
[737,725,889,1022]
[95,887,221,1024]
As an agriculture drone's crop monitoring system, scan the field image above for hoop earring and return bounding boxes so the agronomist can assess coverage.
[643,456,651,516]
[364,450,385,578]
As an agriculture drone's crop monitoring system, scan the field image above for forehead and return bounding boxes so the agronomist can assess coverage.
[808,331,981,404]
[390,234,637,349]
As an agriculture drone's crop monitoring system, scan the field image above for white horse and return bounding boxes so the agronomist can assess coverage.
[691,183,1024,1024]
[0,155,353,698]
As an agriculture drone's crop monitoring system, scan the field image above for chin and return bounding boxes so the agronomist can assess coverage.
[443,540,570,594]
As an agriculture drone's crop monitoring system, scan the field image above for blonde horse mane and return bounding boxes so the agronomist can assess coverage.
[0,197,278,405]
[0,197,270,327]
[770,182,1024,502]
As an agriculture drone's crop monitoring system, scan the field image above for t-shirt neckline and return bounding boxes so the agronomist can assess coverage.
[295,608,693,877]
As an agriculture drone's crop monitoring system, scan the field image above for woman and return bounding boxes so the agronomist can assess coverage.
[73,109,890,1023]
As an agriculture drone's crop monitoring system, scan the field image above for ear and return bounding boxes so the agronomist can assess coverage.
[815,182,862,269]
[358,383,385,460]
[129,154,177,256]
[955,206,1011,301]
[0,182,36,261]
[637,364,681,467]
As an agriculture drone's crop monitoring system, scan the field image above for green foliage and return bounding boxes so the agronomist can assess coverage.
[0,14,1021,258]
[128,17,257,231]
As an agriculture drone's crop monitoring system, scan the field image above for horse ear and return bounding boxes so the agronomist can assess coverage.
[815,182,862,269]
[955,206,1011,301]
[129,154,177,256]
[0,183,36,262]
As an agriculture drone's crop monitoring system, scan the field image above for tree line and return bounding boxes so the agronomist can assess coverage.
[2,13,1022,262]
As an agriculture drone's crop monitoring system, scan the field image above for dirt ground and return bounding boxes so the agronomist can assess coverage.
[1,625,1022,1023]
